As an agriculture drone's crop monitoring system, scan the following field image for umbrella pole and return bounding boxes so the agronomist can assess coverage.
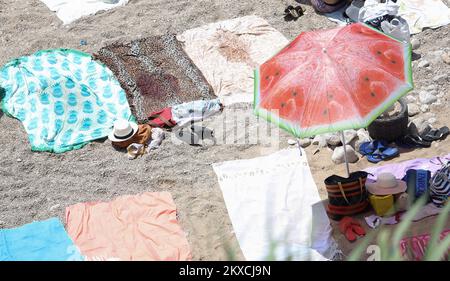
[340,131,350,177]
[296,138,302,156]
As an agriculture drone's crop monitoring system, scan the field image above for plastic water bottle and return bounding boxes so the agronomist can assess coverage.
[381,17,410,43]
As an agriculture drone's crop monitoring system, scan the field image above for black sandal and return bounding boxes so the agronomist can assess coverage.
[284,5,305,21]
[421,126,450,142]
[396,134,431,148]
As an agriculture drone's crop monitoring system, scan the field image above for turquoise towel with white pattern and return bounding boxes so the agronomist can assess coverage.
[0,49,132,153]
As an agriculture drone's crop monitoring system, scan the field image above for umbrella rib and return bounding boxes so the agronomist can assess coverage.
[297,59,326,137]
[261,54,315,104]
[341,51,406,86]
[326,54,365,128]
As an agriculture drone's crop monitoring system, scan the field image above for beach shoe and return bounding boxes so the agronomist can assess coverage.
[350,223,366,237]
[367,146,399,163]
[127,143,146,160]
[359,140,383,156]
[191,125,216,146]
[396,134,431,148]
[420,126,450,142]
[284,5,305,21]
[339,217,365,242]
[359,140,391,156]
[174,127,200,146]
[360,140,398,163]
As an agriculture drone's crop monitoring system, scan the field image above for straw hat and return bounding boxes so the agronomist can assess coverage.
[366,173,407,195]
[108,119,138,142]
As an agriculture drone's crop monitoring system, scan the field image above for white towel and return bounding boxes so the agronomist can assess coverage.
[40,0,129,25]
[177,16,289,106]
[397,0,450,34]
[212,149,338,261]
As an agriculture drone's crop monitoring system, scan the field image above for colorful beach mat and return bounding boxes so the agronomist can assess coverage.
[0,218,83,261]
[0,49,132,153]
[94,35,215,123]
[400,229,450,260]
[212,148,338,261]
[65,192,192,261]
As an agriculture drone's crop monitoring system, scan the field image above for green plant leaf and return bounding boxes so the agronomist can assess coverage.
[391,196,427,251]
[424,202,450,260]
[425,235,450,261]
[346,229,379,261]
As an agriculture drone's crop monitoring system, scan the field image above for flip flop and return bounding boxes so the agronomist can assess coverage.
[363,141,399,163]
[339,217,359,242]
[421,126,450,142]
[351,224,366,237]
[175,128,200,146]
[359,140,386,156]
[376,146,399,162]
[396,134,431,148]
[284,5,304,21]
[191,125,216,146]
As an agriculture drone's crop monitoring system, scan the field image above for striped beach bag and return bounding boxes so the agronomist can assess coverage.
[429,162,450,207]
[324,171,369,220]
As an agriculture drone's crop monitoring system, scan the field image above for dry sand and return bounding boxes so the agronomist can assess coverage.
[0,0,449,260]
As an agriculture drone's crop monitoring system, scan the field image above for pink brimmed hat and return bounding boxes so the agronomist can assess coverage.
[366,173,407,195]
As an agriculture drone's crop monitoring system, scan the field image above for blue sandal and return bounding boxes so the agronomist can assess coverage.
[360,141,399,163]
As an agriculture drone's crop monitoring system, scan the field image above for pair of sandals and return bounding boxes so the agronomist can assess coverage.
[397,126,449,148]
[339,217,366,242]
[359,140,399,163]
[175,125,215,146]
[284,5,305,21]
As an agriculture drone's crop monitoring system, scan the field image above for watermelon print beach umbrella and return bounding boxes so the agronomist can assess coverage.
[254,23,413,174]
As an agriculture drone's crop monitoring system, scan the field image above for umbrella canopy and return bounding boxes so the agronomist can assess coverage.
[254,23,413,138]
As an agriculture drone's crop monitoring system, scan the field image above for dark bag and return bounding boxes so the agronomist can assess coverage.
[324,171,369,220]
[402,169,431,201]
[429,161,450,207]
[147,107,177,129]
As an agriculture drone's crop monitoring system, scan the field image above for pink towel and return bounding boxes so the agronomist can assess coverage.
[365,153,450,181]
[400,229,450,260]
[66,192,192,261]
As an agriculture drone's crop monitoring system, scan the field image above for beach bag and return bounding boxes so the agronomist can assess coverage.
[147,108,177,129]
[403,169,431,201]
[324,171,369,220]
[429,162,450,207]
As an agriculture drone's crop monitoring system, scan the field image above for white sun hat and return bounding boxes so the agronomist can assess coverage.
[366,173,407,195]
[108,119,138,142]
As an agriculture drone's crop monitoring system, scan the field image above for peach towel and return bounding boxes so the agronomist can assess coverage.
[66,192,192,261]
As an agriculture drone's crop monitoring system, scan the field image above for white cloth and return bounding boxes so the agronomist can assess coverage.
[359,0,400,22]
[177,16,289,106]
[40,0,129,25]
[171,98,223,129]
[397,0,450,34]
[212,149,338,261]
[148,128,165,150]
[365,215,398,229]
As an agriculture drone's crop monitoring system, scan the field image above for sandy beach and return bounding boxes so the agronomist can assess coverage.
[0,0,449,260]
